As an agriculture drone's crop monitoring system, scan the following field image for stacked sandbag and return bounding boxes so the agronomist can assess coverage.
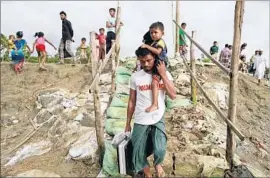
[105,64,135,137]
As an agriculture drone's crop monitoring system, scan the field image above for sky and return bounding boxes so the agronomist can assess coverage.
[1,1,269,62]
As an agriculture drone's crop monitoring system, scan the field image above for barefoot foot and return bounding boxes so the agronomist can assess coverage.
[145,105,158,112]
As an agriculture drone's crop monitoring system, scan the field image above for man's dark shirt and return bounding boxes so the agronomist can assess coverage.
[62,19,73,41]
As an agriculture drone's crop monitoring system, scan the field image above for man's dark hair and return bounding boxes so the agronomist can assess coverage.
[135,47,154,58]
[109,8,116,12]
[60,11,66,16]
[214,41,217,44]
[181,22,187,26]
[99,28,105,32]
[81,37,86,41]
[149,21,164,32]
[225,44,229,47]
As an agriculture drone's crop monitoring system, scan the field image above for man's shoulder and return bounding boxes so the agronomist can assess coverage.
[131,70,145,78]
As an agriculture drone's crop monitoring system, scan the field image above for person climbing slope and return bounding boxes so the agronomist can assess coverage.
[32,32,57,70]
[140,22,169,113]
[10,31,31,74]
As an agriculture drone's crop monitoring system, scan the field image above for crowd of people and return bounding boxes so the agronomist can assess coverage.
[209,41,269,85]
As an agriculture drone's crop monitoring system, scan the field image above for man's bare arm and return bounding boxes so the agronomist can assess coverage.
[125,89,136,131]
[160,74,176,100]
[106,21,115,28]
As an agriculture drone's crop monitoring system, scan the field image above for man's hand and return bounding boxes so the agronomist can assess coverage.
[157,61,167,77]
[124,124,131,132]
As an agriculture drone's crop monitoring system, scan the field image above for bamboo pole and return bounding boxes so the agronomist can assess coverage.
[115,6,121,68]
[226,0,245,168]
[173,20,230,75]
[90,31,105,166]
[180,54,245,141]
[190,31,197,105]
[175,0,180,57]
[89,43,116,90]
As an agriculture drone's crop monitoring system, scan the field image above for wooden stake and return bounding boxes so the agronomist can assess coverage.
[175,0,180,56]
[90,32,105,166]
[115,6,121,67]
[226,0,245,168]
[190,31,197,105]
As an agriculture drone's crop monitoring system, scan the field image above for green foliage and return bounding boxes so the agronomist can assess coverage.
[202,58,211,63]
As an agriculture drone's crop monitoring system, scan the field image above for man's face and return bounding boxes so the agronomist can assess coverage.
[109,10,115,17]
[150,28,163,41]
[139,54,155,73]
[60,14,66,20]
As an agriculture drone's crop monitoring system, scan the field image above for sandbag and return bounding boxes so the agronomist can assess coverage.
[105,119,134,136]
[116,67,132,76]
[102,140,120,176]
[116,84,130,95]
[123,58,136,70]
[107,107,127,119]
[166,96,192,109]
[111,94,129,108]
[115,74,131,85]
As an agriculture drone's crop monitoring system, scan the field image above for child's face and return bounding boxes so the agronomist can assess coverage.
[10,35,15,40]
[82,40,86,44]
[150,28,164,41]
[99,30,104,35]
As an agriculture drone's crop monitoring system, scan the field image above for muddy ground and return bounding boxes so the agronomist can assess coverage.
[1,61,269,177]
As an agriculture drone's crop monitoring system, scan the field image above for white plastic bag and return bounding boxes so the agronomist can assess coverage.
[112,132,131,146]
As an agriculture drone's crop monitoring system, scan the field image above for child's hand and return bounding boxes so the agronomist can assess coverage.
[141,44,148,49]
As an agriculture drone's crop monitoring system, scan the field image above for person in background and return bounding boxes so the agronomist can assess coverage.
[80,37,87,59]
[240,42,247,59]
[8,35,17,56]
[106,8,123,54]
[32,32,57,70]
[238,56,248,73]
[253,49,269,85]
[11,31,31,74]
[219,44,230,67]
[97,28,106,61]
[249,50,259,76]
[58,11,74,64]
[210,41,219,60]
[179,22,187,55]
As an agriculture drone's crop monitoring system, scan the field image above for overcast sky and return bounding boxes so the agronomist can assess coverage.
[1,1,269,61]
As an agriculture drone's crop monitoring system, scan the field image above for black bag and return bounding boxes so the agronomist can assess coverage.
[224,165,255,178]
[143,31,153,45]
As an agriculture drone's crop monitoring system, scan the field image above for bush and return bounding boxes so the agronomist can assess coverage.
[202,58,211,63]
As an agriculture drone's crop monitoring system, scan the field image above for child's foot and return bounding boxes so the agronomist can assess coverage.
[145,104,158,112]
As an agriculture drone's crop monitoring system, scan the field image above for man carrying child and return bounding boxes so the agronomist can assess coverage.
[125,22,176,178]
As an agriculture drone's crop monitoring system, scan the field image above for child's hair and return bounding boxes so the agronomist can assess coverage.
[149,22,164,32]
[16,31,23,38]
[60,11,67,16]
[34,32,44,38]
[213,41,218,44]
[81,37,86,41]
[9,35,15,39]
[181,22,187,26]
[99,28,105,32]
[135,47,154,58]
[109,8,116,12]
[225,44,229,47]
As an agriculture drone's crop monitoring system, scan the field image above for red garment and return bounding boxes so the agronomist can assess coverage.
[97,34,106,45]
[36,44,46,52]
